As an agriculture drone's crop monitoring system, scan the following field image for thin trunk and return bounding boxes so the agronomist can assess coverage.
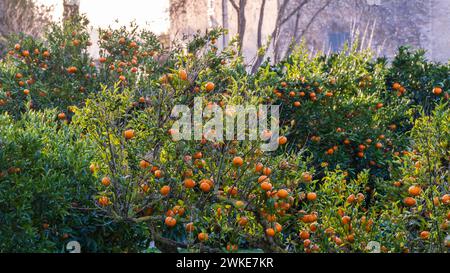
[63,0,80,22]
[237,0,247,52]
[251,0,267,73]
[222,0,229,48]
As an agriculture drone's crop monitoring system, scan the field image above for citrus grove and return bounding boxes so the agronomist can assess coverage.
[0,17,449,253]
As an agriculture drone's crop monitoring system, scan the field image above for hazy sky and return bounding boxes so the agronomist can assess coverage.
[36,0,170,34]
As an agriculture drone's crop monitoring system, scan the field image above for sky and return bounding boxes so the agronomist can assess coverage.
[36,0,170,34]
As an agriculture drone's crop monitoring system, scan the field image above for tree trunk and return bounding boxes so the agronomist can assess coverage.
[222,0,229,48]
[63,0,80,22]
[236,0,247,53]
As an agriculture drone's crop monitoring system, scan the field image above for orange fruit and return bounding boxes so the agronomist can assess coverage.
[160,185,171,196]
[342,216,351,225]
[200,181,211,193]
[165,216,177,228]
[154,170,164,179]
[420,231,430,240]
[307,192,317,201]
[299,230,310,240]
[238,216,248,226]
[375,142,383,149]
[23,89,30,95]
[124,129,135,139]
[89,163,98,173]
[139,160,151,169]
[261,182,272,191]
[255,163,264,173]
[408,185,422,196]
[302,172,312,183]
[265,228,275,237]
[101,177,111,186]
[262,167,272,176]
[232,156,244,167]
[258,175,269,184]
[179,69,188,81]
[57,112,66,120]
[98,196,109,206]
[205,82,215,92]
[393,82,401,90]
[278,136,288,145]
[198,232,208,241]
[184,178,196,188]
[432,87,442,95]
[274,222,282,232]
[185,222,194,232]
[277,189,289,199]
[441,194,450,205]
[404,197,416,207]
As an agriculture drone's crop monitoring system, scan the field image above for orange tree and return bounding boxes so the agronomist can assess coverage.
[0,16,97,118]
[71,30,325,252]
[258,45,413,181]
[0,109,153,252]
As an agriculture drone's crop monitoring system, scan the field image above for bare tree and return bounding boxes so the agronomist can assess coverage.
[251,0,333,72]
[229,0,247,52]
[0,0,52,51]
[222,0,229,48]
[63,0,80,22]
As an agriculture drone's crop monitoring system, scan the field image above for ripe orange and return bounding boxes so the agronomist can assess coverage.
[375,142,383,149]
[67,66,77,74]
[101,177,111,186]
[404,197,416,207]
[278,136,288,145]
[299,230,310,240]
[393,82,401,90]
[255,162,264,173]
[302,172,313,183]
[185,222,194,232]
[160,185,171,196]
[277,189,289,199]
[89,163,98,173]
[262,167,272,176]
[57,112,66,120]
[442,194,450,205]
[98,196,109,206]
[154,169,164,179]
[432,87,442,95]
[228,186,238,196]
[124,129,135,139]
[420,231,430,240]
[265,228,275,237]
[182,178,195,189]
[347,194,356,203]
[376,103,383,109]
[293,101,301,107]
[23,89,30,95]
[179,69,188,81]
[274,222,282,232]
[200,181,211,193]
[232,156,244,167]
[198,232,208,241]
[258,175,270,184]
[165,216,177,228]
[14,44,21,51]
[260,182,272,191]
[408,185,422,196]
[205,82,215,92]
[307,192,317,201]
[342,216,351,225]
[139,160,150,169]
[238,216,248,226]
